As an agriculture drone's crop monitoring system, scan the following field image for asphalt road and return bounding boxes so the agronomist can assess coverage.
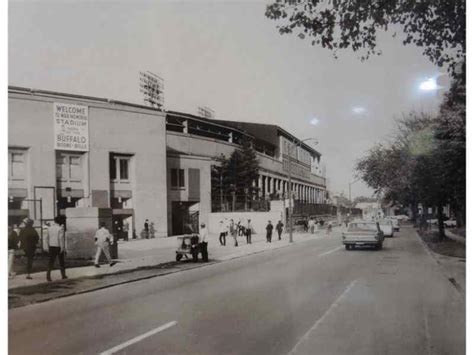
[9,227,465,355]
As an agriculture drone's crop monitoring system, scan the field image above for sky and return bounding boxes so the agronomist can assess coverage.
[8,0,447,198]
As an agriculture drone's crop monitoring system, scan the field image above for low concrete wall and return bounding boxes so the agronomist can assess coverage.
[65,207,113,259]
[208,211,284,235]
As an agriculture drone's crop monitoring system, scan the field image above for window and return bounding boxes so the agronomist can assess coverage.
[56,152,83,182]
[110,154,132,182]
[171,168,185,188]
[9,149,26,180]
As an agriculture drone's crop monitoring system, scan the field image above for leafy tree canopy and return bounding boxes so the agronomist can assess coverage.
[265,0,465,76]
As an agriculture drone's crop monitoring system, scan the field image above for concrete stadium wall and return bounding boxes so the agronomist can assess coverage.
[9,91,168,237]
[208,211,284,235]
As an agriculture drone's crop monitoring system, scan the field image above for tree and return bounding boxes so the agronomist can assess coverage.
[265,0,465,77]
[211,139,260,211]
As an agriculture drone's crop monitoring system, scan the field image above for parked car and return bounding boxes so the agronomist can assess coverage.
[394,214,410,221]
[389,217,400,232]
[342,220,384,250]
[427,218,438,225]
[444,219,457,228]
[378,219,394,237]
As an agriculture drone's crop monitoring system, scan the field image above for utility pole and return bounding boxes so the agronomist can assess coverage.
[220,173,224,211]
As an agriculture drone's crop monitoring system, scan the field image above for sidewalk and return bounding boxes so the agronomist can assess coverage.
[9,227,340,292]
[415,228,466,294]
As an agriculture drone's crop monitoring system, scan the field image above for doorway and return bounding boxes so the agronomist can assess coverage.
[171,201,199,235]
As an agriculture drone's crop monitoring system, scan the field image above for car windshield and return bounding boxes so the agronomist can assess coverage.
[348,223,378,231]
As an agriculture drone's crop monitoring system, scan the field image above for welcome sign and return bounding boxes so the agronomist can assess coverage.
[54,102,89,151]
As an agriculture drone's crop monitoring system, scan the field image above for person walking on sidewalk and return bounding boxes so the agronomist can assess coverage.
[149,222,155,238]
[8,225,19,278]
[46,217,67,281]
[230,219,238,247]
[199,223,209,262]
[266,220,274,243]
[218,220,227,246]
[276,220,284,240]
[19,219,39,280]
[143,219,150,239]
[94,222,117,268]
[246,219,253,244]
[309,218,315,234]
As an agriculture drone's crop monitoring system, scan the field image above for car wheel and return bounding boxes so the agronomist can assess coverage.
[345,244,351,250]
[176,253,183,262]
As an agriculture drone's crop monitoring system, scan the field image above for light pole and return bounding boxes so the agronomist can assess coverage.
[348,177,361,203]
[287,137,318,243]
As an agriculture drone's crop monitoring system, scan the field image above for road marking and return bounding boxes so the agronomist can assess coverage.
[288,280,357,355]
[318,246,343,257]
[99,321,177,355]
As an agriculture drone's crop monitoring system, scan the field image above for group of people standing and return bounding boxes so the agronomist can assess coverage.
[217,218,285,246]
[8,218,118,281]
[8,219,39,279]
[218,219,255,247]
[141,219,156,239]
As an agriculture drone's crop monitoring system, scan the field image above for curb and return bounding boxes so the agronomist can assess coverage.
[9,235,324,308]
[414,229,464,295]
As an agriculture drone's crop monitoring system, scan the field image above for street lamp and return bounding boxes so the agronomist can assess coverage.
[348,177,361,203]
[287,137,318,243]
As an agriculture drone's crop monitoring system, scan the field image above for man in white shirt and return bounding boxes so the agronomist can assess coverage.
[46,217,67,281]
[94,222,117,268]
[199,223,208,262]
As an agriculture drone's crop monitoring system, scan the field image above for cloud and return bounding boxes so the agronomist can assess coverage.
[310,117,320,126]
[352,106,366,115]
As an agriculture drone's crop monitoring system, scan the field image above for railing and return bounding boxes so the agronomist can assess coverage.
[211,195,270,212]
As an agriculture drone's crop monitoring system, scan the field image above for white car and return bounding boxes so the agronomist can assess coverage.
[378,219,394,238]
[394,215,410,221]
[389,217,400,232]
[444,219,457,228]
[342,220,384,250]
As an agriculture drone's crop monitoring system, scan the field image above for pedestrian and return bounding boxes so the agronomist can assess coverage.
[18,218,39,280]
[309,218,315,234]
[276,220,284,240]
[246,219,253,244]
[303,219,308,232]
[237,220,242,236]
[144,219,149,239]
[150,222,155,238]
[199,223,209,262]
[326,221,333,235]
[230,219,238,247]
[266,220,273,243]
[94,222,117,268]
[8,225,19,278]
[46,216,67,281]
[123,221,129,241]
[218,220,227,246]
